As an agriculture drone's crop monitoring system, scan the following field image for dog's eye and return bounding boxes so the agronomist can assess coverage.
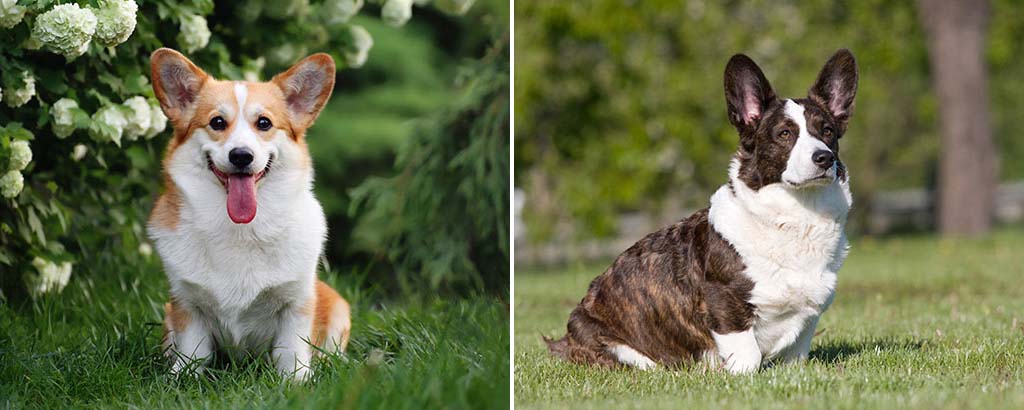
[256,116,273,131]
[822,127,834,137]
[210,116,227,131]
[779,129,791,138]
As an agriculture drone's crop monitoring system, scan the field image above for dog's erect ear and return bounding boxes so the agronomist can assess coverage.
[272,53,336,131]
[151,48,208,127]
[724,54,776,151]
[809,49,858,135]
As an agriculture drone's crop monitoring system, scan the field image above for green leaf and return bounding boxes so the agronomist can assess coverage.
[27,207,45,245]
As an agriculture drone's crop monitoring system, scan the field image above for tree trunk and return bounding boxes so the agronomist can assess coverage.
[918,0,997,236]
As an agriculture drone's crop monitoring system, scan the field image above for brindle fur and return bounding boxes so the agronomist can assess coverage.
[544,209,753,368]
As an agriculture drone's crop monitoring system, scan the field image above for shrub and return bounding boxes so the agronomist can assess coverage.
[0,0,475,300]
[349,35,509,295]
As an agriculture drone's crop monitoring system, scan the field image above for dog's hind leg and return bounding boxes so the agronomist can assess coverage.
[607,344,657,370]
[312,280,351,354]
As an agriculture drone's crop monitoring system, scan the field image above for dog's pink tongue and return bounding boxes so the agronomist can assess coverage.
[226,174,257,224]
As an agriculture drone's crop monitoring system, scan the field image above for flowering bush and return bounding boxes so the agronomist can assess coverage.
[0,0,474,299]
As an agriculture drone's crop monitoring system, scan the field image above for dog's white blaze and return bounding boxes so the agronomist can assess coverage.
[227,83,257,150]
[712,329,762,374]
[781,100,832,186]
[608,344,657,370]
[234,82,248,114]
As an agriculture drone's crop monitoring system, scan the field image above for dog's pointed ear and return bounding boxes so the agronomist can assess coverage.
[725,54,776,151]
[151,48,209,127]
[809,49,858,134]
[272,53,336,131]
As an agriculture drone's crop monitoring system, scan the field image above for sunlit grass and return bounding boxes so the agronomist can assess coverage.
[515,228,1024,409]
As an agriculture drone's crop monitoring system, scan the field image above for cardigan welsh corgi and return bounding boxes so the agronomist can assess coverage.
[148,48,350,381]
[546,49,858,374]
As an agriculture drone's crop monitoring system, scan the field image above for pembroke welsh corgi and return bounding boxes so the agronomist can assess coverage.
[546,49,858,373]
[148,48,350,380]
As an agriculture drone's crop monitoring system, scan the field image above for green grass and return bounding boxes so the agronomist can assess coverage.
[514,228,1024,409]
[0,258,509,409]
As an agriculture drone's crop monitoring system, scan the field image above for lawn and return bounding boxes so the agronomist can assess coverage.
[0,257,510,409]
[514,228,1024,409]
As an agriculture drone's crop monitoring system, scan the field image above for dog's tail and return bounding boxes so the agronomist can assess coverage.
[542,335,571,359]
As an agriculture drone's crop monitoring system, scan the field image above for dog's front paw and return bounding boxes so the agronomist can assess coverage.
[170,358,206,378]
[283,365,312,382]
[722,352,761,374]
[713,329,762,374]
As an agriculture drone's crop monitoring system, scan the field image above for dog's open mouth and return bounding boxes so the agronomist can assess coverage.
[206,155,272,188]
[207,154,274,224]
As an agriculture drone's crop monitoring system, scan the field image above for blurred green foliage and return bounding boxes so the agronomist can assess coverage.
[515,0,1024,240]
[349,36,509,295]
[309,1,509,295]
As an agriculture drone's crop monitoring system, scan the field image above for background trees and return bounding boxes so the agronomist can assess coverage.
[919,0,997,235]
[515,0,1023,243]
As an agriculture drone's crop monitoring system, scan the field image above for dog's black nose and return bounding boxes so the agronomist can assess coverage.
[812,150,835,168]
[229,147,254,168]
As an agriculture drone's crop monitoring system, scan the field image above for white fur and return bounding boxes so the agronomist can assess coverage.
[150,83,327,380]
[781,100,835,187]
[608,344,657,370]
[707,155,851,368]
[712,329,762,374]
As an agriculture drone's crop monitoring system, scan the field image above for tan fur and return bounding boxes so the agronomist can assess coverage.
[161,298,191,354]
[312,280,351,352]
[149,174,181,230]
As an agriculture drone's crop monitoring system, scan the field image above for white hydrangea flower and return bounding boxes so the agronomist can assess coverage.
[89,105,127,146]
[122,96,151,140]
[145,99,167,139]
[51,97,79,138]
[8,140,31,171]
[177,14,210,53]
[138,243,152,257]
[72,144,88,161]
[28,257,73,297]
[344,25,373,68]
[92,0,138,47]
[435,0,473,15]
[4,71,35,108]
[323,0,362,25]
[0,0,26,29]
[0,169,23,198]
[32,4,97,59]
[381,0,413,27]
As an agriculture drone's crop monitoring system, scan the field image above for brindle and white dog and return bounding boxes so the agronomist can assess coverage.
[546,49,858,373]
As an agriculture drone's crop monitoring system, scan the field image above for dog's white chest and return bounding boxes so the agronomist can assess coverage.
[708,177,850,359]
[149,188,326,347]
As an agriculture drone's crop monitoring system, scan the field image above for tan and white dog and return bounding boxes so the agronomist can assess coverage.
[147,48,350,381]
